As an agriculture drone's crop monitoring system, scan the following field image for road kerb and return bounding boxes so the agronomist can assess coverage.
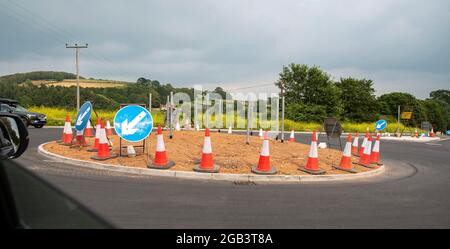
[38,142,385,183]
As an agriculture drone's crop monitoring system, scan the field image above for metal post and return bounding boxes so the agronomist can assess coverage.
[246,99,251,145]
[170,92,173,139]
[205,93,209,129]
[397,105,401,134]
[66,43,88,111]
[281,85,285,143]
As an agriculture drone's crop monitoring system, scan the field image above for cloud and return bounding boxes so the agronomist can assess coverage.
[0,0,448,99]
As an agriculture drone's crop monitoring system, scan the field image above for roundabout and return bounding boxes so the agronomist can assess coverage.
[38,130,385,183]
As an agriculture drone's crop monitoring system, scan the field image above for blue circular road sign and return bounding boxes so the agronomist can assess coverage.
[75,101,93,131]
[114,105,153,142]
[375,119,387,131]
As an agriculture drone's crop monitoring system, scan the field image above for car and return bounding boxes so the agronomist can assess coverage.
[0,98,47,128]
[0,112,112,228]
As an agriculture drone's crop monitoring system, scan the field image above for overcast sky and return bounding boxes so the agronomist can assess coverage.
[0,0,449,98]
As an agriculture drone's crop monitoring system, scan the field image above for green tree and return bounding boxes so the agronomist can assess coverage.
[276,64,342,121]
[378,92,425,126]
[430,89,450,105]
[336,77,379,122]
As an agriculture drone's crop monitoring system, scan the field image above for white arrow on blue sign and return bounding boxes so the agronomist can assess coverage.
[75,101,93,131]
[114,105,153,142]
[375,119,387,131]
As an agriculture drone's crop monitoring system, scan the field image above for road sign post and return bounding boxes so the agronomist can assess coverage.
[114,104,153,157]
[375,119,387,132]
[75,101,93,131]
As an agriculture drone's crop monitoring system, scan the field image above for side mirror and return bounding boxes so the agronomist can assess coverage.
[0,113,29,159]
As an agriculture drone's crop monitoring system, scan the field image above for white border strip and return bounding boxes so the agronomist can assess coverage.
[38,142,385,183]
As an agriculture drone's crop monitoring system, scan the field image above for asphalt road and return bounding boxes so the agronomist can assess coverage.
[16,128,450,228]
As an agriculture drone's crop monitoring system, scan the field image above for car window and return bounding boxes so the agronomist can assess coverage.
[0,104,12,112]
[13,105,28,112]
[0,159,112,229]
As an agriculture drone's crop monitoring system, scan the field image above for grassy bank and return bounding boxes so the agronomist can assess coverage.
[29,106,420,133]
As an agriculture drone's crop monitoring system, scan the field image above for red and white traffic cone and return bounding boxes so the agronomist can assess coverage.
[194,128,219,173]
[84,120,94,137]
[91,122,117,160]
[251,131,277,175]
[430,128,435,137]
[334,134,357,173]
[148,125,175,169]
[88,117,101,152]
[414,128,419,138]
[299,131,326,175]
[357,134,373,168]
[71,129,88,147]
[105,118,113,136]
[352,131,359,156]
[359,130,369,157]
[289,129,295,142]
[60,114,73,145]
[370,133,383,166]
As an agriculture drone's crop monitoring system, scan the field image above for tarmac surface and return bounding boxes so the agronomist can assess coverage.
[16,128,450,228]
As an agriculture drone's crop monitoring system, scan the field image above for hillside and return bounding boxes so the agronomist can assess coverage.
[0,71,80,84]
[29,79,130,88]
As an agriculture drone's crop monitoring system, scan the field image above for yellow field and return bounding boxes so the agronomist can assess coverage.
[30,79,129,88]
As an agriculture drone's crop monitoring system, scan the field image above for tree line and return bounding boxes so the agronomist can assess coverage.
[0,68,449,131]
[278,64,450,131]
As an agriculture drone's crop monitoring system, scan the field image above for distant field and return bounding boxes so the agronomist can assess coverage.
[29,79,130,88]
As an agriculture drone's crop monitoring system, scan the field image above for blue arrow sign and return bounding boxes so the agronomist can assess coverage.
[114,105,153,142]
[75,101,93,131]
[375,119,387,131]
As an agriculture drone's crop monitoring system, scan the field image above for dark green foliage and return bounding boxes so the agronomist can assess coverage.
[0,71,80,84]
[0,74,195,111]
[336,77,379,122]
[277,64,342,121]
[285,103,327,123]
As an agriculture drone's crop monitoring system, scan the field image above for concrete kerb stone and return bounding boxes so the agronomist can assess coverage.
[38,142,385,183]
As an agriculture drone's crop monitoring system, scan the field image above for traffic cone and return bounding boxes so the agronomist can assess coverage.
[289,129,295,142]
[60,114,73,145]
[71,129,88,147]
[148,125,175,169]
[84,120,94,137]
[430,128,435,137]
[357,134,373,168]
[105,118,113,136]
[228,125,232,134]
[359,130,369,157]
[414,128,418,138]
[91,122,117,160]
[299,131,326,175]
[334,134,357,173]
[352,131,359,156]
[194,128,219,173]
[88,117,101,152]
[370,133,383,167]
[251,131,277,174]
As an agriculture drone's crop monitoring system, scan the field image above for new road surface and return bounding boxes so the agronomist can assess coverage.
[17,128,450,228]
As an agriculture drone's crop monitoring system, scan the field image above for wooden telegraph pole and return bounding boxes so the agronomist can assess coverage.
[66,43,88,111]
